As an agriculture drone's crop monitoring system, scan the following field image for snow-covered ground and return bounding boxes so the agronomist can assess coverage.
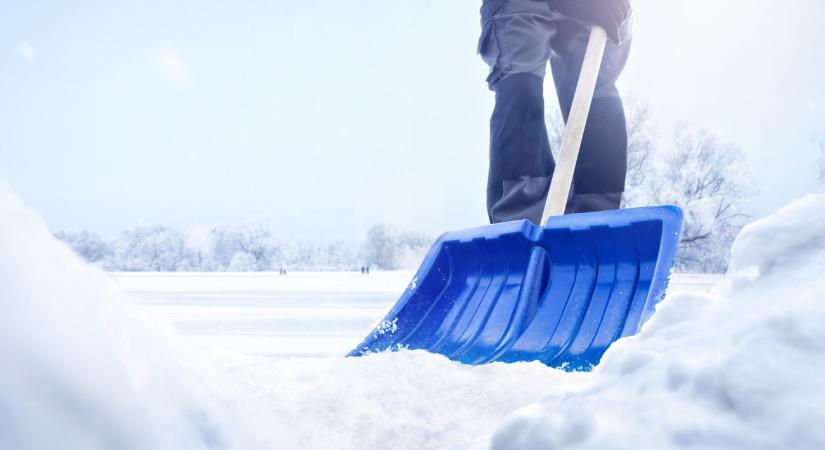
[3,181,825,449]
[111,271,721,359]
[112,271,410,358]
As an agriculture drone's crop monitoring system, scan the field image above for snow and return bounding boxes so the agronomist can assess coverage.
[3,178,825,449]
[113,271,411,357]
[0,183,294,450]
[110,270,414,294]
[491,195,825,449]
[108,272,717,359]
[0,183,572,449]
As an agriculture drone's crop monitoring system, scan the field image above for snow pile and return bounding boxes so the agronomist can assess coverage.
[492,195,825,449]
[4,177,825,450]
[0,182,293,450]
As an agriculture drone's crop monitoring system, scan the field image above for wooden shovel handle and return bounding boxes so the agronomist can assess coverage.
[541,26,608,224]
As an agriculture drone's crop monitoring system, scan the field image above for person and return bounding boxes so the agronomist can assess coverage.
[479,0,632,224]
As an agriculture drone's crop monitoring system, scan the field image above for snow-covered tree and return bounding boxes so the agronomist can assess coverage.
[815,130,825,186]
[621,96,656,207]
[320,240,359,270]
[185,227,212,271]
[108,225,197,271]
[649,123,753,272]
[54,230,112,265]
[209,221,281,271]
[227,252,258,272]
[280,240,360,271]
[56,222,369,272]
[363,224,432,270]
[546,106,564,157]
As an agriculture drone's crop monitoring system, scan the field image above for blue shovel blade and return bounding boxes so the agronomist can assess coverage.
[348,205,683,370]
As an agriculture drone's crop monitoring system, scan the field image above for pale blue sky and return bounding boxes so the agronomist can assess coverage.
[2,0,824,240]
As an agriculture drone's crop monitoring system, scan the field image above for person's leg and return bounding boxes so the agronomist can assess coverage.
[479,0,558,224]
[550,18,632,214]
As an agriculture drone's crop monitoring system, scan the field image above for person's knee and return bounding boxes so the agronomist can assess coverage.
[492,73,545,124]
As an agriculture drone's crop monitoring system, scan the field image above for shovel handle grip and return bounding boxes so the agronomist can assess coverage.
[541,26,608,224]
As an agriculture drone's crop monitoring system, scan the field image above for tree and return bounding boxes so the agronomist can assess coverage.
[546,105,564,159]
[279,240,359,271]
[620,96,656,207]
[648,123,753,272]
[185,227,212,271]
[816,130,825,186]
[363,224,432,270]
[108,225,197,271]
[227,252,258,272]
[54,230,112,265]
[209,221,281,271]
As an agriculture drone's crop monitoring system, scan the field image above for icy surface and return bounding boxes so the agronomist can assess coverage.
[3,178,825,450]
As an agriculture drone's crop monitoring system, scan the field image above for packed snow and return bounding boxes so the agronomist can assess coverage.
[2,180,825,449]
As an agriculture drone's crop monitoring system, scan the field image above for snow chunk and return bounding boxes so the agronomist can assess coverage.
[373,317,399,337]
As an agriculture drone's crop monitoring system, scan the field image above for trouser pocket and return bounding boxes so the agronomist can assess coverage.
[478,19,511,88]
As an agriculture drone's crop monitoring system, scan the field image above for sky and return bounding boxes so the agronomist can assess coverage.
[2,0,824,241]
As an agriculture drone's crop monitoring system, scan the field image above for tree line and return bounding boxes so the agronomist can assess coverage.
[56,223,432,272]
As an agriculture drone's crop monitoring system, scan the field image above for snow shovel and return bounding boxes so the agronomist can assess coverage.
[348,27,682,369]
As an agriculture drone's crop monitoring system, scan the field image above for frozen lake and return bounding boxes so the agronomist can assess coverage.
[112,271,723,359]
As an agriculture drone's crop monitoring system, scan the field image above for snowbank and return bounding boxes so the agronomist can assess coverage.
[492,195,825,449]
[0,182,294,450]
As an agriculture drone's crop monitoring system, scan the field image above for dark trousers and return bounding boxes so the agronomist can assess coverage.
[479,0,631,224]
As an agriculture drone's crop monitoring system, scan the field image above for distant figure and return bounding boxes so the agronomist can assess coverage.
[366,266,370,275]
[360,266,365,275]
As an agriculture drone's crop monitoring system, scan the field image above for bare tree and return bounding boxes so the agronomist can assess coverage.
[649,123,753,272]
